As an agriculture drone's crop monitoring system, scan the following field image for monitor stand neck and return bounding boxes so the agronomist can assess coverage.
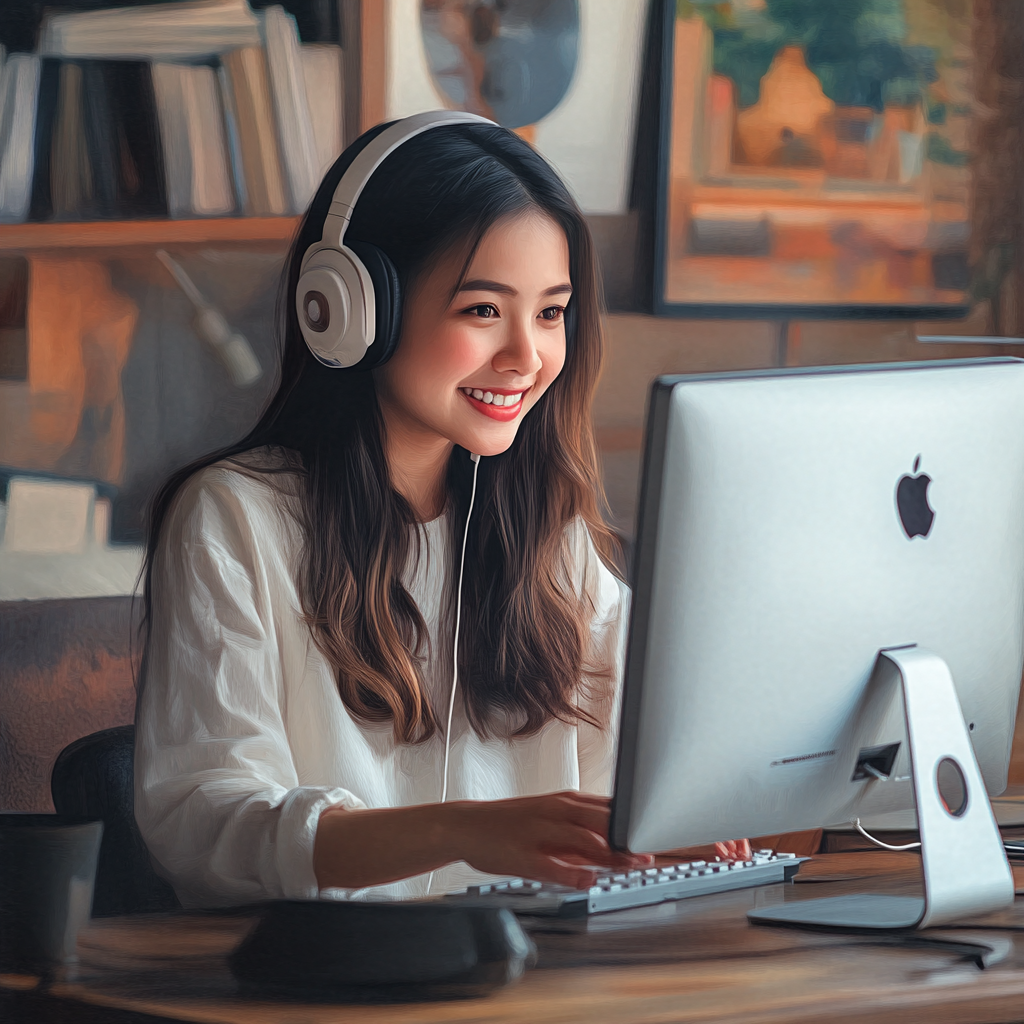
[750,646,1015,931]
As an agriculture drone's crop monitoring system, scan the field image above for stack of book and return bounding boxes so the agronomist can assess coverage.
[0,0,344,224]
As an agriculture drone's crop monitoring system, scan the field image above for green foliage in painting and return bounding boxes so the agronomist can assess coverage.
[682,0,938,111]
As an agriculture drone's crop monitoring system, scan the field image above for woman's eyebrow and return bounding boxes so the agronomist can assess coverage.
[457,279,573,297]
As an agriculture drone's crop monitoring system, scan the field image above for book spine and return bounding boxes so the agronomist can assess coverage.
[179,63,235,216]
[217,63,249,215]
[299,43,344,180]
[262,5,318,214]
[0,55,42,223]
[221,45,287,216]
[185,62,236,216]
[82,61,117,218]
[28,59,60,222]
[0,60,17,214]
[110,61,168,218]
[152,62,193,218]
[50,62,91,218]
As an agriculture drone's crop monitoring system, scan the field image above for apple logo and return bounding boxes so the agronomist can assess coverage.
[896,455,935,539]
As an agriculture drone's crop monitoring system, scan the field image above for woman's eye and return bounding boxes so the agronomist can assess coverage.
[465,303,499,319]
[539,305,564,322]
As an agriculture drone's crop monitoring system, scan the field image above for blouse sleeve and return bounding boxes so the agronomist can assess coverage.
[134,468,365,908]
[572,522,631,797]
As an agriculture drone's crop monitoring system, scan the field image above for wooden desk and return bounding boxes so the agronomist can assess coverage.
[4,853,1024,1024]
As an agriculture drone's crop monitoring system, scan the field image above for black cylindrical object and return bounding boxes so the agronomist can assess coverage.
[0,814,103,976]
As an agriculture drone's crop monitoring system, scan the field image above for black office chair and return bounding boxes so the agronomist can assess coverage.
[51,725,180,917]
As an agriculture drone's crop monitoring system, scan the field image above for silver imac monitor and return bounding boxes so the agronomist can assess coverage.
[610,358,1024,930]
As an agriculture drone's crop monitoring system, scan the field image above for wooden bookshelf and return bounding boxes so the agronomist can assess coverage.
[0,217,301,253]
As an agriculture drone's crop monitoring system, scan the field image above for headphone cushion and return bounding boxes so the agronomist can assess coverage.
[346,240,401,369]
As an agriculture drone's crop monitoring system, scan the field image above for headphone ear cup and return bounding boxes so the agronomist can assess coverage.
[296,246,372,368]
[345,240,402,369]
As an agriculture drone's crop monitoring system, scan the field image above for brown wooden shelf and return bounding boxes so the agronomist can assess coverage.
[0,216,301,253]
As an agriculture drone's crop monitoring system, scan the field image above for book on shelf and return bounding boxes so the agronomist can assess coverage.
[0,54,42,223]
[38,0,260,61]
[217,60,249,215]
[262,4,319,214]
[31,59,166,222]
[52,63,91,218]
[152,62,235,218]
[301,43,344,180]
[181,63,235,216]
[219,46,288,216]
[0,0,345,226]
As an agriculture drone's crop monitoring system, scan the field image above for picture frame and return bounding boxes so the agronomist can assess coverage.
[387,0,648,215]
[654,0,975,320]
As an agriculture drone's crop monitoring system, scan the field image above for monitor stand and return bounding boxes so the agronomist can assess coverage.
[748,646,1016,931]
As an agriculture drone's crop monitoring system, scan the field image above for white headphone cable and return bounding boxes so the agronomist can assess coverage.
[426,451,481,895]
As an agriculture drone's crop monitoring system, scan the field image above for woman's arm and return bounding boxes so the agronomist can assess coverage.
[314,792,650,891]
[137,469,368,907]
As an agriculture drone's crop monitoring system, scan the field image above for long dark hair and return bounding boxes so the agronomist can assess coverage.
[143,122,620,743]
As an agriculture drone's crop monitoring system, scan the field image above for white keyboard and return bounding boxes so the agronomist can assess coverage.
[445,850,807,917]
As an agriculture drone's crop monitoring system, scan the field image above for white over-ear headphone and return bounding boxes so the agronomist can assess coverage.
[296,110,497,369]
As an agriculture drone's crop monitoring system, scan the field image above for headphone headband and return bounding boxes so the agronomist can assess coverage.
[318,111,496,252]
[298,110,498,368]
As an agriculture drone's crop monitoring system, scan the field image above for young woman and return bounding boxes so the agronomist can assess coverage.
[135,116,742,909]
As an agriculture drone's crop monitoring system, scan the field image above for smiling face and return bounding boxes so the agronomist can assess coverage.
[374,209,570,508]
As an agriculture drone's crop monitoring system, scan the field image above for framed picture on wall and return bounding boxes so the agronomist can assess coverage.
[388,0,648,216]
[655,0,975,319]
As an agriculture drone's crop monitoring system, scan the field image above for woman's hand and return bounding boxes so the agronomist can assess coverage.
[714,838,752,861]
[451,791,653,890]
[653,838,753,867]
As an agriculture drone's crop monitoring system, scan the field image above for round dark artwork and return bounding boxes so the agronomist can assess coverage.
[421,1,579,128]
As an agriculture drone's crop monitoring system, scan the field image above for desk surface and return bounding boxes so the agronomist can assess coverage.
[4,852,1024,1024]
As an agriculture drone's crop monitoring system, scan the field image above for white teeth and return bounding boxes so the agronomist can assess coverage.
[461,388,525,406]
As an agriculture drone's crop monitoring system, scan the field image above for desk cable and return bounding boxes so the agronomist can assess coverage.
[850,818,921,852]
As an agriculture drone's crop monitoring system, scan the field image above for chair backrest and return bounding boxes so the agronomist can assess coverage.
[51,725,179,916]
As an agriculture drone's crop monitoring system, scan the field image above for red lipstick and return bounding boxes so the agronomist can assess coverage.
[460,386,528,422]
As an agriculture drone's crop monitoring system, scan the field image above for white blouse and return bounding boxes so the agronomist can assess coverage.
[135,458,629,908]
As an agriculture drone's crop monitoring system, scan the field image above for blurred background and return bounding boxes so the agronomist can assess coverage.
[0,0,1022,811]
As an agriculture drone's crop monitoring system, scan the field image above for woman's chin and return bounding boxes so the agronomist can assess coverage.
[463,425,523,458]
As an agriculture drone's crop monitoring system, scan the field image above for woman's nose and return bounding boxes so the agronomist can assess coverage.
[493,318,544,376]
